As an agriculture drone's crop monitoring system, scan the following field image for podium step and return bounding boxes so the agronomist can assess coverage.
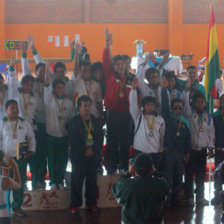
[22,175,121,211]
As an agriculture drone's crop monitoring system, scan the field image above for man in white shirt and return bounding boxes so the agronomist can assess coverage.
[129,78,165,170]
[185,91,215,206]
[0,100,36,217]
[44,67,75,190]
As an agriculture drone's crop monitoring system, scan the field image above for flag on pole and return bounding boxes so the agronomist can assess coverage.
[204,5,220,102]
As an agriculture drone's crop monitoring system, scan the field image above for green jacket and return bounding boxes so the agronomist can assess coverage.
[112,173,170,224]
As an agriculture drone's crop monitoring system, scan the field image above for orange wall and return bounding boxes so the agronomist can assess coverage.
[4,24,168,70]
[3,23,224,71]
[183,24,224,68]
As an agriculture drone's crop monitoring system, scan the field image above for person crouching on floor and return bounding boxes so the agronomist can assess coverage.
[112,153,170,224]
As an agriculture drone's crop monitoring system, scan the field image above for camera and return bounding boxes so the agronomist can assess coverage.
[0,151,9,168]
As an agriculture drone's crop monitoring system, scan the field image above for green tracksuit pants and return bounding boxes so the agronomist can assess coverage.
[31,124,48,187]
[47,135,68,185]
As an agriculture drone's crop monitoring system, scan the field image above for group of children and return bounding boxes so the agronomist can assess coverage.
[0,28,223,223]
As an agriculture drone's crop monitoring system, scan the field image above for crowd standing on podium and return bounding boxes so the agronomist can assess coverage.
[0,29,224,224]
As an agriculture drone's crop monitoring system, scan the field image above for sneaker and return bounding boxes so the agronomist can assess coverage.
[12,208,26,217]
[86,205,100,213]
[211,196,221,205]
[58,184,64,190]
[71,206,80,214]
[186,198,195,206]
[196,198,209,206]
[51,184,58,190]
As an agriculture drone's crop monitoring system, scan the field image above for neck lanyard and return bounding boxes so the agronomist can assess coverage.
[37,82,44,97]
[170,89,176,101]
[145,114,156,137]
[119,76,126,97]
[85,81,91,96]
[55,97,64,121]
[8,117,18,139]
[82,117,93,140]
[197,113,206,132]
[152,87,159,101]
[176,116,182,133]
[23,94,30,115]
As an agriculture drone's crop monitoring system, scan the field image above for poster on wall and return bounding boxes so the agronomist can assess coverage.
[48,36,53,43]
[4,40,27,50]
[64,36,69,47]
[55,36,60,47]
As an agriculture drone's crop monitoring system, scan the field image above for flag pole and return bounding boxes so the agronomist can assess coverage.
[208,94,212,203]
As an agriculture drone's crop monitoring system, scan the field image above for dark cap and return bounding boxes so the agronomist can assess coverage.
[134,153,153,177]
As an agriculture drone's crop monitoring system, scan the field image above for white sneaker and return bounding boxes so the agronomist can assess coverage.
[58,184,64,190]
[51,184,57,190]
[196,198,209,206]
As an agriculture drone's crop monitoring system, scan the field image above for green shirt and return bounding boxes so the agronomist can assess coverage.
[112,173,170,224]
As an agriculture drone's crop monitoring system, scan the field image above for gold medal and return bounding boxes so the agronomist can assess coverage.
[200,128,204,132]
[119,76,126,98]
[119,91,124,97]
[8,118,18,140]
[88,134,93,140]
[82,117,94,146]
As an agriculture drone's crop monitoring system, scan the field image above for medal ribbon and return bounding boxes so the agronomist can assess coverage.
[119,76,126,97]
[82,117,92,137]
[8,117,18,135]
[198,113,206,131]
[176,116,182,133]
[85,81,91,96]
[153,87,159,102]
[170,89,176,101]
[23,94,30,111]
[37,82,44,97]
[145,115,156,132]
[55,97,64,114]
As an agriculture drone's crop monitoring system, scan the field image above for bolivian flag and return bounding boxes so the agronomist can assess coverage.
[204,6,220,101]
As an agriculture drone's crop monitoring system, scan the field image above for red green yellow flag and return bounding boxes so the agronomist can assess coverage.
[204,6,220,101]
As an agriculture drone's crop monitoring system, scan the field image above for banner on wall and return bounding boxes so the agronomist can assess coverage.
[4,40,28,50]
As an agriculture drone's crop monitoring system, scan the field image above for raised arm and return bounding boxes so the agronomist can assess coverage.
[44,62,53,105]
[21,41,32,76]
[8,56,19,99]
[26,121,36,154]
[102,28,113,79]
[28,35,44,64]
[73,41,81,78]
[182,79,192,120]
[129,78,141,120]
